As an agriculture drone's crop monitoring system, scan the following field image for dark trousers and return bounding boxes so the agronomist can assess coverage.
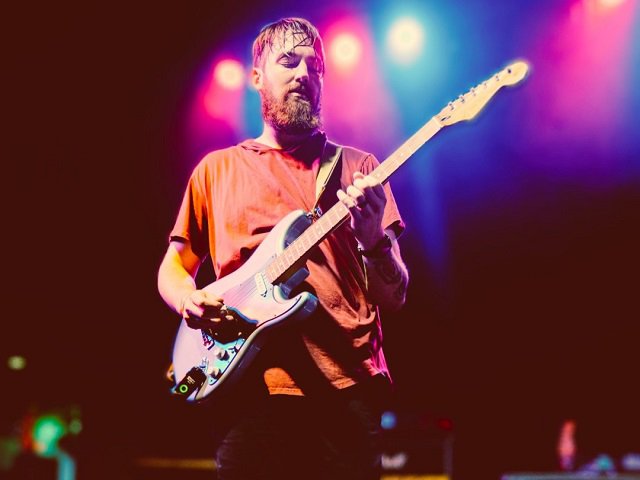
[214,376,389,480]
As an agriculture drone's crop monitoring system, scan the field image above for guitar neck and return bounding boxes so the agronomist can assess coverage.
[265,117,443,284]
[264,58,531,283]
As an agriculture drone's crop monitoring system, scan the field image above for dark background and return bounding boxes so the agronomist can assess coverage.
[3,1,639,479]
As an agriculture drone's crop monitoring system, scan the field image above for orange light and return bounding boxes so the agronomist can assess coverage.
[583,0,627,14]
[598,0,626,8]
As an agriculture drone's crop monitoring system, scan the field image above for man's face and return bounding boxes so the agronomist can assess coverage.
[255,30,324,134]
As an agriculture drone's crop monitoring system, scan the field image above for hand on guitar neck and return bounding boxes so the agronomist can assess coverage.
[336,171,387,252]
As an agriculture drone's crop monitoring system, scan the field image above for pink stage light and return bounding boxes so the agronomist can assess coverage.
[183,57,247,165]
[203,58,246,122]
[328,32,362,71]
[594,0,626,10]
[523,0,637,173]
[213,59,245,91]
[579,0,629,17]
[320,15,401,156]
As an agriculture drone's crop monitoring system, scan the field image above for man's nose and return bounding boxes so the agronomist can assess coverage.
[294,60,310,82]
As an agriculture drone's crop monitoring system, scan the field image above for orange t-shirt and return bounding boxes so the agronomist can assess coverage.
[170,133,405,395]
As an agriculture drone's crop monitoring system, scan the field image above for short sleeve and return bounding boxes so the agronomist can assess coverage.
[168,165,210,259]
[360,154,406,240]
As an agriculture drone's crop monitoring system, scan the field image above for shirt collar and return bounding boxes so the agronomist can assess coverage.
[239,131,327,157]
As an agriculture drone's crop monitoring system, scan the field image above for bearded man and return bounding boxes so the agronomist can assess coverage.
[158,17,409,480]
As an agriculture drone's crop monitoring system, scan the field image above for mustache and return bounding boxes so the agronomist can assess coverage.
[287,86,310,98]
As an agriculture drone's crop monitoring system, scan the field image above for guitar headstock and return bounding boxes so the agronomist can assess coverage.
[437,60,530,126]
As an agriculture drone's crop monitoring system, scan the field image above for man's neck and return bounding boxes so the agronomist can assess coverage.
[255,123,317,150]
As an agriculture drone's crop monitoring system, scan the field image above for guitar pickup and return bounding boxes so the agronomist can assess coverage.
[254,272,268,297]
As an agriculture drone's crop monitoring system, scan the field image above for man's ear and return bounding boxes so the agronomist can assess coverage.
[251,67,263,90]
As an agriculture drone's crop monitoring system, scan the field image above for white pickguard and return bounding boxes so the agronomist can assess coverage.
[171,210,318,402]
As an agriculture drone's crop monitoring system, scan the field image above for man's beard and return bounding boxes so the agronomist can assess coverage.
[261,85,322,135]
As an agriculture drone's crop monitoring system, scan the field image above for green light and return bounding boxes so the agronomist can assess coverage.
[33,415,66,458]
[68,418,83,435]
[179,384,189,393]
[7,355,26,370]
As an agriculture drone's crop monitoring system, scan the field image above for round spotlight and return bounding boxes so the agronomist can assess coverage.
[328,33,362,70]
[597,0,626,8]
[380,410,398,430]
[214,59,245,90]
[33,415,66,457]
[7,355,26,370]
[387,17,425,64]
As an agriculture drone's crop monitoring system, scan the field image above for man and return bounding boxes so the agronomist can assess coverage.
[158,17,409,479]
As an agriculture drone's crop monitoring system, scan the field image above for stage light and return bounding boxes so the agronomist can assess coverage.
[381,410,398,429]
[621,453,640,472]
[597,0,626,8]
[387,17,425,64]
[328,33,362,70]
[213,59,245,90]
[68,417,83,435]
[32,415,66,457]
[437,417,454,431]
[381,452,408,470]
[582,0,628,14]
[7,355,26,370]
[201,57,246,132]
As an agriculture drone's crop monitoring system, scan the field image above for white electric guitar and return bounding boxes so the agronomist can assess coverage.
[170,60,530,402]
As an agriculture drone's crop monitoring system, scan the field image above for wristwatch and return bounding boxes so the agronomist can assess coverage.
[358,233,392,258]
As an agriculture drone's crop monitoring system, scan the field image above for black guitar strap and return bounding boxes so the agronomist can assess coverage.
[312,140,342,217]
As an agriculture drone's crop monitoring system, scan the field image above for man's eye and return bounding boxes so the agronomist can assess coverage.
[281,58,298,68]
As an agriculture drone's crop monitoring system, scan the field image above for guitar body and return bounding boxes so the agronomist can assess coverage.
[171,209,319,402]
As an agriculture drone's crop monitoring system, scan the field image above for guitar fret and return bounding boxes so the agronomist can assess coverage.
[276,258,286,275]
[304,228,318,248]
[318,217,329,233]
[304,228,315,245]
[265,265,273,282]
[287,245,296,263]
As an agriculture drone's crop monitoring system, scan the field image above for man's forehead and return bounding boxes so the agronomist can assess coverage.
[269,30,321,57]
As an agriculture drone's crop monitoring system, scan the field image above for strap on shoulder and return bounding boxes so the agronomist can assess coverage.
[315,141,342,202]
